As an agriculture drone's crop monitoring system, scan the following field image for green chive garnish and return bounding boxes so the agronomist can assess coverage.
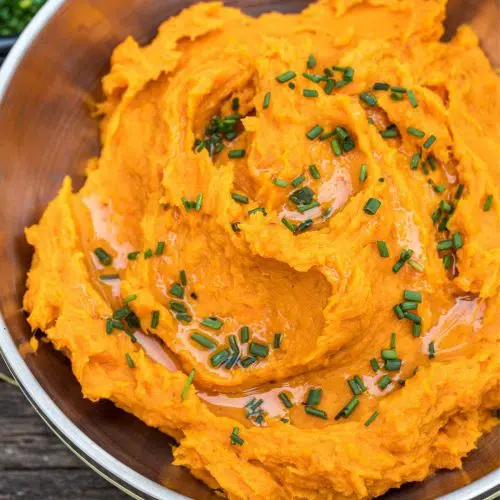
[294,219,313,234]
[273,178,289,188]
[324,79,335,94]
[407,89,418,108]
[230,427,244,445]
[150,310,159,328]
[455,184,465,200]
[307,54,317,69]
[393,304,404,319]
[181,197,191,211]
[437,239,453,251]
[306,125,324,140]
[127,251,140,261]
[201,317,224,330]
[381,349,397,360]
[273,332,282,348]
[391,91,404,101]
[305,406,328,419]
[373,82,389,91]
[404,312,421,324]
[298,201,320,213]
[240,326,250,343]
[181,369,195,401]
[359,92,377,106]
[438,216,449,231]
[331,138,342,156]
[428,341,436,359]
[276,71,296,83]
[94,247,112,266]
[483,195,493,212]
[279,392,293,408]
[359,164,368,182]
[403,290,422,302]
[125,353,135,368]
[228,149,245,159]
[378,375,391,390]
[303,89,319,98]
[106,318,113,334]
[263,91,271,109]
[306,388,322,406]
[231,192,249,204]
[210,349,230,367]
[309,164,321,179]
[100,274,119,281]
[363,198,381,215]
[348,378,363,396]
[240,356,256,368]
[191,332,217,349]
[124,294,137,303]
[249,342,269,358]
[291,174,305,187]
[179,270,187,286]
[169,283,184,298]
[176,313,192,323]
[423,135,436,149]
[281,217,296,233]
[144,249,153,259]
[377,240,389,258]
[409,151,422,170]
[428,156,437,171]
[370,358,380,372]
[195,194,203,212]
[289,82,296,89]
[413,323,421,337]
[401,301,417,311]
[169,301,186,314]
[248,207,267,216]
[364,410,379,426]
[155,241,165,255]
[113,306,131,320]
[452,232,464,249]
[391,86,407,93]
[342,397,359,417]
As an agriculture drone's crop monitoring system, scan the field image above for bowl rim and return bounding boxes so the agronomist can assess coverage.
[0,1,498,499]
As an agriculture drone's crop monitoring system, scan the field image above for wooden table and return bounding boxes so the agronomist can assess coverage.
[0,358,126,499]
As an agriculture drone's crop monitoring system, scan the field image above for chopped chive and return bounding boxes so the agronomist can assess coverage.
[404,312,421,324]
[298,201,320,213]
[240,356,256,368]
[273,332,282,348]
[378,375,391,390]
[438,216,449,232]
[331,138,342,156]
[343,67,354,81]
[111,319,124,330]
[307,54,317,69]
[302,72,323,83]
[150,310,160,328]
[230,427,244,445]
[342,397,359,417]
[291,174,305,187]
[385,359,401,371]
[439,200,453,213]
[364,410,379,427]
[306,125,324,140]
[100,274,119,281]
[179,270,187,286]
[276,71,296,83]
[393,304,404,319]
[335,126,348,140]
[294,219,313,234]
[289,82,296,89]
[94,247,112,266]
[452,232,464,249]
[354,375,366,392]
[404,290,422,303]
[127,251,140,261]
[423,135,436,149]
[323,67,333,77]
[176,313,192,323]
[437,239,453,251]
[191,332,217,349]
[210,349,230,367]
[124,294,137,303]
[227,335,239,355]
[195,194,203,212]
[319,130,336,141]
[428,156,437,171]
[483,195,493,212]
[421,160,430,175]
[201,317,224,330]
[410,151,421,170]
[455,184,465,200]
[381,349,398,360]
[248,206,267,216]
[263,91,271,109]
[380,126,398,138]
[155,241,165,255]
[249,342,269,358]
[181,197,191,211]
[169,283,184,298]
[279,392,293,408]
[303,89,319,98]
[433,183,446,194]
[406,127,425,139]
[359,92,377,106]
[432,208,442,224]
[228,149,245,159]
[443,254,452,270]
[324,79,335,94]
[309,164,321,179]
[231,222,241,233]
[106,318,113,334]
[413,323,421,337]
[305,406,328,419]
[144,249,153,259]
[125,353,135,368]
[391,91,404,101]
[390,332,396,349]
[113,306,131,320]
[348,378,363,396]
[370,358,380,372]
[401,301,417,311]
[407,90,418,108]
[332,65,348,72]
[306,388,322,406]
[231,97,239,111]
[373,82,389,91]
[363,198,381,215]
[359,164,368,182]
[181,369,196,401]
[391,86,407,93]
[231,192,249,204]
[240,326,250,343]
[428,341,436,359]
[377,240,389,258]
[169,301,186,314]
[281,217,296,233]
[273,178,289,188]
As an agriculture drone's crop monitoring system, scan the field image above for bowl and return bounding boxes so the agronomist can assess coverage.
[0,0,498,498]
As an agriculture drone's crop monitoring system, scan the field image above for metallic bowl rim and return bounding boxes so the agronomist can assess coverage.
[0,1,498,499]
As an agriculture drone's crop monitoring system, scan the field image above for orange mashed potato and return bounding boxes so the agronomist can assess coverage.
[24,0,499,498]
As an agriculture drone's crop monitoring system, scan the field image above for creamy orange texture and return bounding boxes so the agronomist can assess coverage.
[24,0,499,498]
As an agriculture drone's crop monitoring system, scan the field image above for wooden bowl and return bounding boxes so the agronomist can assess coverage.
[0,1,498,498]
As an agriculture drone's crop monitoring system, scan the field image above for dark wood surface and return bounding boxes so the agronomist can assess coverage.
[0,358,126,500]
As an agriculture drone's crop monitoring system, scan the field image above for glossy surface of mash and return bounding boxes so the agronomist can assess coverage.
[24,0,499,498]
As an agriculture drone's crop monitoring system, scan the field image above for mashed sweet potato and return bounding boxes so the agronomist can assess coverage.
[24,0,499,498]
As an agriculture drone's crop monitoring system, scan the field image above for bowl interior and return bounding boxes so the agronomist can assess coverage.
[0,1,498,498]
